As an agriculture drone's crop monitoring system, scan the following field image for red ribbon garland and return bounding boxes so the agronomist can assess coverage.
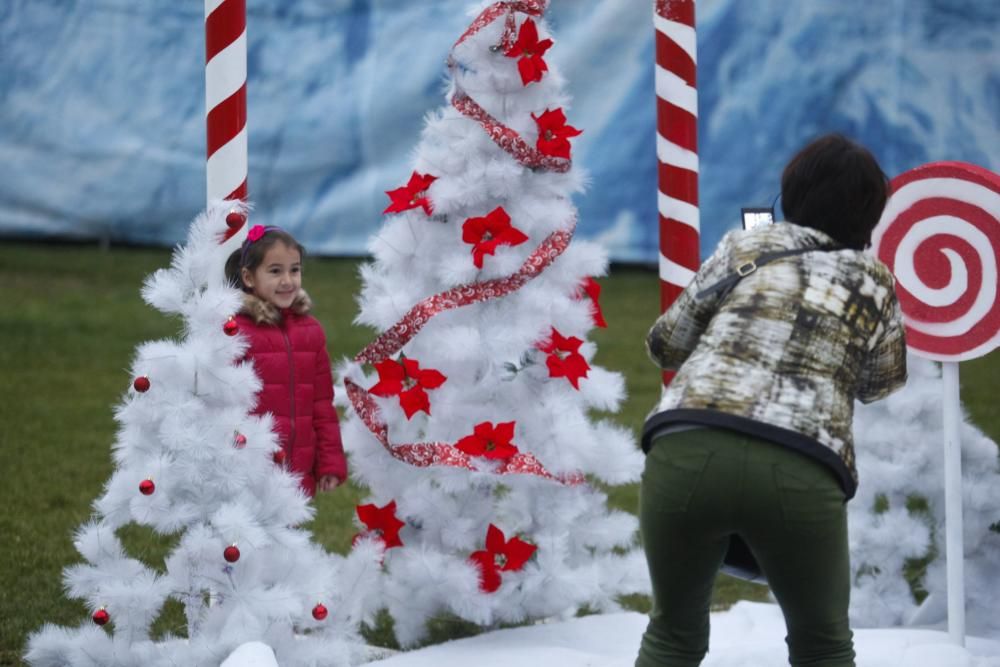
[345,378,583,485]
[451,93,571,174]
[356,224,574,365]
[348,223,583,485]
[452,1,547,50]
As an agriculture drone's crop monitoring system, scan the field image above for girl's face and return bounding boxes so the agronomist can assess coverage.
[241,242,302,309]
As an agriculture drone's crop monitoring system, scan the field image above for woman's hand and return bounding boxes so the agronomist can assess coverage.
[317,475,342,492]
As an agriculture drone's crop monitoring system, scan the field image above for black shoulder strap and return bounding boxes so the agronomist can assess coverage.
[695,246,832,301]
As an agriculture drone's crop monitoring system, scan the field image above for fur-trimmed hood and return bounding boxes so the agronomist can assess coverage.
[239,289,313,325]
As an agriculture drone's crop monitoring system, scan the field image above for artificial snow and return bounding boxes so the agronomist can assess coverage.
[351,603,999,667]
[221,642,278,667]
[222,602,1000,666]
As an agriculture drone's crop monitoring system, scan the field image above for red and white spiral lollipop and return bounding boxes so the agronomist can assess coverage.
[872,162,1000,362]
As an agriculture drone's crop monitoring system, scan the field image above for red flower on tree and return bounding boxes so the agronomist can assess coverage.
[504,18,553,86]
[456,421,519,460]
[461,207,529,269]
[383,171,437,216]
[538,328,590,389]
[577,277,607,328]
[468,524,537,593]
[369,356,447,419]
[531,108,582,160]
[354,500,406,550]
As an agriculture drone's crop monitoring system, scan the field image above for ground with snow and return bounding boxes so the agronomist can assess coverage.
[225,601,1000,667]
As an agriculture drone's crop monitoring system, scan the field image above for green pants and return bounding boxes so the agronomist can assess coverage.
[635,428,855,667]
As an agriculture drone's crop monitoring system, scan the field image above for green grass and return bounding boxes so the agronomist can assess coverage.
[1,241,998,664]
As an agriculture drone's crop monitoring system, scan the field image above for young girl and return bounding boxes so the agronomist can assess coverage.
[225,224,346,497]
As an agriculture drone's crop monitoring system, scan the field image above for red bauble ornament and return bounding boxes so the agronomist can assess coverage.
[233,432,247,449]
[139,478,155,495]
[273,449,287,465]
[225,211,246,229]
[224,544,241,563]
[92,607,110,626]
[223,318,239,336]
[133,376,151,392]
[312,603,328,621]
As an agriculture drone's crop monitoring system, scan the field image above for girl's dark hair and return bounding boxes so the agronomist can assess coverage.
[224,227,305,291]
[780,133,889,250]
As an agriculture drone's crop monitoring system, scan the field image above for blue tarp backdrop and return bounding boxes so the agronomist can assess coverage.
[1,1,997,261]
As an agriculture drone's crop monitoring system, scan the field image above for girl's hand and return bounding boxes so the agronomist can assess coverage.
[317,475,342,492]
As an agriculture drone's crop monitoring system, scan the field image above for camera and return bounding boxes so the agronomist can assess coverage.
[741,207,774,231]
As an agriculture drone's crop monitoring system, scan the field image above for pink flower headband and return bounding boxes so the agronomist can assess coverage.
[240,224,283,267]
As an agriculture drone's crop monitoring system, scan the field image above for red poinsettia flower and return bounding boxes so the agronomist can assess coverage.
[461,207,529,269]
[531,108,582,160]
[468,524,537,593]
[369,357,447,419]
[577,277,607,328]
[354,500,406,549]
[538,327,590,389]
[456,421,519,460]
[383,171,437,216]
[504,18,553,86]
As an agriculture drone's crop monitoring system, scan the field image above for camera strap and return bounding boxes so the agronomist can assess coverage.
[696,246,835,301]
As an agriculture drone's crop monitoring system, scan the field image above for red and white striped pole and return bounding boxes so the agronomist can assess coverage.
[654,0,699,384]
[205,0,248,241]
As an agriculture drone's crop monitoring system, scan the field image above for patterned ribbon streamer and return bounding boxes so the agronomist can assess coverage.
[451,92,571,174]
[452,0,546,50]
[347,224,582,485]
[345,378,583,486]
[356,223,574,365]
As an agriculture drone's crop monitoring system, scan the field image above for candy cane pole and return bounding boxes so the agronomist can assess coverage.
[654,0,700,385]
[205,0,248,240]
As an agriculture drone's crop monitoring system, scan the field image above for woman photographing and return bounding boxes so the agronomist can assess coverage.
[636,134,908,667]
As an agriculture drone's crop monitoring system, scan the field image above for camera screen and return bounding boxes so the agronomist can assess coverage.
[741,208,774,231]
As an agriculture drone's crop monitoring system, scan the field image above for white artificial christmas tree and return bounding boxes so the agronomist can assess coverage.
[337,0,648,646]
[849,355,1000,635]
[26,202,381,666]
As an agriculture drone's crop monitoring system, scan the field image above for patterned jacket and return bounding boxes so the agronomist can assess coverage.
[643,222,907,498]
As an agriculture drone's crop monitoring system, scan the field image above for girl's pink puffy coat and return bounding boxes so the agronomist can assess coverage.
[236,291,346,497]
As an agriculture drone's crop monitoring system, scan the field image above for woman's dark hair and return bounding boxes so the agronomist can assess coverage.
[224,227,305,291]
[780,133,889,250]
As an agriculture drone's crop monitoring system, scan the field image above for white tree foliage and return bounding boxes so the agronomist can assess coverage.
[850,355,1000,635]
[26,202,382,667]
[337,2,648,647]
